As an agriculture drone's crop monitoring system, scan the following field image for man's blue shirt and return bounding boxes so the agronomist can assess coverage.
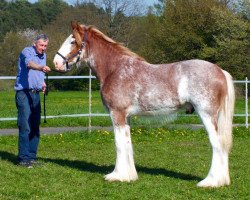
[14,46,46,91]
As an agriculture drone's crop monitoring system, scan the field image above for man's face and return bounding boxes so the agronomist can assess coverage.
[35,39,49,54]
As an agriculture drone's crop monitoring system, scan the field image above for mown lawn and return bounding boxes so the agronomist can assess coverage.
[0,127,249,199]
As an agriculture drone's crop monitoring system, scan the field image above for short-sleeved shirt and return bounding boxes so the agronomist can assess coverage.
[14,46,46,91]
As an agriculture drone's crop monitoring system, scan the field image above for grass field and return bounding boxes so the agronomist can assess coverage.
[0,127,249,199]
[0,90,249,129]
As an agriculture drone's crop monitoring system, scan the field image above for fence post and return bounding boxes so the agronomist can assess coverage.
[245,77,248,128]
[88,68,92,132]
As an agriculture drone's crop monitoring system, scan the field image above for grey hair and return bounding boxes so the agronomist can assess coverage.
[35,34,49,42]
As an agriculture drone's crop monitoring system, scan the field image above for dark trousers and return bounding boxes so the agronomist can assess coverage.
[15,90,41,162]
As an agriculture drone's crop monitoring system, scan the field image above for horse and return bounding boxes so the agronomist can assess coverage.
[53,21,235,187]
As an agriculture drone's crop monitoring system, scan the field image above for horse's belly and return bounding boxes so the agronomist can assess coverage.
[128,104,178,116]
[141,108,177,116]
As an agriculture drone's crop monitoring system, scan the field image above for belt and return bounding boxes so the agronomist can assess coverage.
[30,89,41,93]
[21,89,41,94]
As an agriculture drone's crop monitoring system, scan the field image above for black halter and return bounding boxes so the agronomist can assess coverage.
[56,32,87,71]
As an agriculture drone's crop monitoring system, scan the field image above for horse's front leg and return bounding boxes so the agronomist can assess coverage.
[104,112,138,182]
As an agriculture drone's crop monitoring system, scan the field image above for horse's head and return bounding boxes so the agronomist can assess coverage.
[53,21,87,71]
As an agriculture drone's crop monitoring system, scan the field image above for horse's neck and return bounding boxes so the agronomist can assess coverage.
[87,42,120,84]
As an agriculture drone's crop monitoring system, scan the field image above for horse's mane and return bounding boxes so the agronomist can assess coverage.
[86,26,145,61]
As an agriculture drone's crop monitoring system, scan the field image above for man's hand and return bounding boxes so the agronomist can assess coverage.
[42,82,48,94]
[28,61,51,73]
[42,66,51,73]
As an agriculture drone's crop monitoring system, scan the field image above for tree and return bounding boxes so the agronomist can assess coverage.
[99,0,149,46]
[0,0,68,41]
[139,0,249,79]
[0,0,39,40]
[199,7,249,79]
[0,29,36,75]
[33,0,69,25]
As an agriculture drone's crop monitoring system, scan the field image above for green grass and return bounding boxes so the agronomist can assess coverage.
[0,90,249,129]
[0,90,111,128]
[0,127,249,199]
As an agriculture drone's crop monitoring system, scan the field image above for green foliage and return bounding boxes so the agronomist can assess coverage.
[0,0,68,41]
[139,0,219,62]
[33,0,68,25]
[139,0,250,80]
[199,7,250,79]
[0,0,38,39]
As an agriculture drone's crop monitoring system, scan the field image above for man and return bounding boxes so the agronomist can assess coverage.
[14,34,51,168]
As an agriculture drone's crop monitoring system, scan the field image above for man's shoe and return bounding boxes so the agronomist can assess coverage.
[30,160,44,167]
[18,161,33,168]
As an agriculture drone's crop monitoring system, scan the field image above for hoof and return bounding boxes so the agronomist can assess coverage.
[197,176,230,188]
[104,171,138,182]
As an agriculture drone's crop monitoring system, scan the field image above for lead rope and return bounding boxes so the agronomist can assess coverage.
[43,68,71,124]
[44,73,49,123]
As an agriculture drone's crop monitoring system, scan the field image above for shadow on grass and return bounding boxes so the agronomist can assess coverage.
[0,150,201,181]
[137,165,201,181]
[0,150,18,164]
[41,157,111,174]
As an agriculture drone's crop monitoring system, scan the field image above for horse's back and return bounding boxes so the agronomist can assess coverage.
[158,59,225,79]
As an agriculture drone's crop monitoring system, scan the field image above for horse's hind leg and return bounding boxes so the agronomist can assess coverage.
[197,111,230,187]
[104,111,138,182]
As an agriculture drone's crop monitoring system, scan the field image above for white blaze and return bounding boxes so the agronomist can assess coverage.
[53,34,74,70]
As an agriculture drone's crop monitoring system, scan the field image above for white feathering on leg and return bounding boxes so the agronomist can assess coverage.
[105,125,138,182]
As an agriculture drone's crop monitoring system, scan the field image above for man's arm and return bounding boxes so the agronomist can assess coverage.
[27,61,51,73]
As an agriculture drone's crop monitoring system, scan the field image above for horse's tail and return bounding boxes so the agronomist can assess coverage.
[218,70,235,152]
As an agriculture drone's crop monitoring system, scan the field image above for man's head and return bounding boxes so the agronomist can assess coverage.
[34,34,49,54]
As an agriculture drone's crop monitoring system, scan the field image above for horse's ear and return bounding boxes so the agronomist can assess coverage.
[71,21,84,34]
[73,29,82,46]
[71,21,78,30]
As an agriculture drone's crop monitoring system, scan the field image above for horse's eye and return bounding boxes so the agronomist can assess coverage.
[71,40,76,44]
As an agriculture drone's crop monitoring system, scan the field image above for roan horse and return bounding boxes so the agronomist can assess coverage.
[53,22,235,187]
